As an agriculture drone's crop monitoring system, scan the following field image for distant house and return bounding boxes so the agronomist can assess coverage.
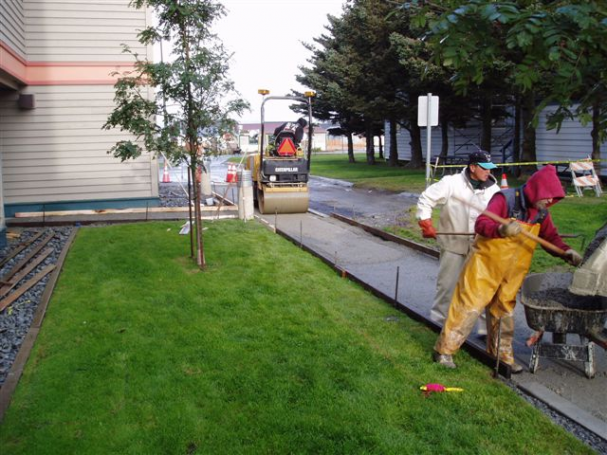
[0,0,158,246]
[385,107,606,177]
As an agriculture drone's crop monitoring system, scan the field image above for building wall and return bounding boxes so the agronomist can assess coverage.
[25,0,145,62]
[0,0,26,59]
[387,110,606,177]
[0,85,157,206]
[536,106,607,177]
[0,0,158,217]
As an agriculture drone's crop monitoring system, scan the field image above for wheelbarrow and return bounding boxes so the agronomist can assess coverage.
[521,273,607,379]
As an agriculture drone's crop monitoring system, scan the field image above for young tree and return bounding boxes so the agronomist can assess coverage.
[103,0,248,269]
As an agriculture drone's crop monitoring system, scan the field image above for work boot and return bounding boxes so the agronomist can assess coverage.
[433,351,457,369]
[509,362,524,374]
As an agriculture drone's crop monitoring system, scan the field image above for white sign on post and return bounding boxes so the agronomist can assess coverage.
[418,95,439,127]
[418,94,439,189]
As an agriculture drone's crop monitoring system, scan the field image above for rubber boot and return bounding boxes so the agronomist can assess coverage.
[434,309,480,356]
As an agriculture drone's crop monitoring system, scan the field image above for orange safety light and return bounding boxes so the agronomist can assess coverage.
[277,137,297,156]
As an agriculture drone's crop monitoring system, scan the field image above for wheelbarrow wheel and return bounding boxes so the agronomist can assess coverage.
[529,345,540,374]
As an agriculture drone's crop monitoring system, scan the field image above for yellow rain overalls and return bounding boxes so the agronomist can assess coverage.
[434,221,540,364]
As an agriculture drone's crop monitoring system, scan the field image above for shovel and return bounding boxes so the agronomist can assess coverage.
[452,196,567,256]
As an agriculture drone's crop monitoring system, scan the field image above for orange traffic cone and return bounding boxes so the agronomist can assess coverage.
[162,161,171,183]
[226,163,235,183]
[500,173,509,189]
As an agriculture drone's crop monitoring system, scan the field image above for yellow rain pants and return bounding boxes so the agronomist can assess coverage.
[434,221,540,364]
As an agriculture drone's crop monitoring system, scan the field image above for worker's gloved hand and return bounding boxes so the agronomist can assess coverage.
[564,249,583,266]
[418,219,437,239]
[498,221,521,238]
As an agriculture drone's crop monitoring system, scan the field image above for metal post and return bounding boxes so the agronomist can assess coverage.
[425,93,433,189]
[395,266,400,302]
[494,317,502,378]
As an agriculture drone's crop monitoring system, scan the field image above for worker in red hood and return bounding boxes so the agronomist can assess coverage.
[433,165,582,372]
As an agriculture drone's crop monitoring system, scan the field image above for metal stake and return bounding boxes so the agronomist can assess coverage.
[395,266,400,303]
[494,317,502,378]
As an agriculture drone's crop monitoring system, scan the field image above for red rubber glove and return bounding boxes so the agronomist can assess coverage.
[418,219,437,239]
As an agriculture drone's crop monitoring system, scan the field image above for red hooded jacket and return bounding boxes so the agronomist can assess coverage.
[475,165,571,255]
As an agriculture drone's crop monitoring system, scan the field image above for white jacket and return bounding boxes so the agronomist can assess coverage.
[416,168,500,255]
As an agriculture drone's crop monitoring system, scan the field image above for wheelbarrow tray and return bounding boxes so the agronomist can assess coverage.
[521,273,607,335]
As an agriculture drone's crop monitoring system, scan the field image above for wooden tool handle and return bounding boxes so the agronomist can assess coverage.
[478,207,567,256]
[452,195,567,256]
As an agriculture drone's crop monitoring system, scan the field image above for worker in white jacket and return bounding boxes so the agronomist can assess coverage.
[416,151,500,336]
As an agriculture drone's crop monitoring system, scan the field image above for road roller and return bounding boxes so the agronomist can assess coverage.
[246,90,314,214]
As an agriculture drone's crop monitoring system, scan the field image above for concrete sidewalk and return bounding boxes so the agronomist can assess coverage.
[262,210,606,442]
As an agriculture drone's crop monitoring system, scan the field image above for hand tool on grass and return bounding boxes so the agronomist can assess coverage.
[452,196,567,256]
[420,383,464,396]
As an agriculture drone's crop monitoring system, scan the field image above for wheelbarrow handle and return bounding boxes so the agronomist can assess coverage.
[453,196,567,257]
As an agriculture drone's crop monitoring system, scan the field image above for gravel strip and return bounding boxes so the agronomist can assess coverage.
[0,227,73,386]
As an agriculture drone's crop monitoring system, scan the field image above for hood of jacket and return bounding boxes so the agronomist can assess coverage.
[523,165,565,208]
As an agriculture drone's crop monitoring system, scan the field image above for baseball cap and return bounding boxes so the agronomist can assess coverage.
[468,151,497,170]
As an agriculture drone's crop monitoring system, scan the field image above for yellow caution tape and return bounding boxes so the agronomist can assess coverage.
[432,158,605,169]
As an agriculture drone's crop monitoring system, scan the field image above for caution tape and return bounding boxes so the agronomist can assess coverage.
[432,158,606,169]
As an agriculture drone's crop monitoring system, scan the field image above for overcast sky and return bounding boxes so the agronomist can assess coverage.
[214,0,346,123]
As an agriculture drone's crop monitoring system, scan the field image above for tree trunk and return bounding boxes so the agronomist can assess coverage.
[512,94,521,178]
[521,92,537,175]
[187,158,194,257]
[388,118,399,166]
[366,122,375,165]
[591,101,601,161]
[378,135,384,160]
[480,96,492,153]
[440,119,449,158]
[347,133,355,163]
[407,110,424,168]
[189,144,206,270]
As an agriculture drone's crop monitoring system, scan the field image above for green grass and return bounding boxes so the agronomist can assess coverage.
[311,153,607,273]
[0,221,593,454]
[312,154,429,193]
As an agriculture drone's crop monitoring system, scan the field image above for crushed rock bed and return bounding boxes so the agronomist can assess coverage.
[0,227,73,386]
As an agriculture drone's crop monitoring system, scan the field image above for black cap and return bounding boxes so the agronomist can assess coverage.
[297,117,308,127]
[468,151,497,170]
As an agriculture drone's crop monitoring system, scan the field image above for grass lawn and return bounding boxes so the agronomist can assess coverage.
[0,221,594,454]
[311,153,607,273]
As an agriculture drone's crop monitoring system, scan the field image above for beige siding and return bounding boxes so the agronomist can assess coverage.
[24,0,147,62]
[0,85,159,204]
[1,0,26,59]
